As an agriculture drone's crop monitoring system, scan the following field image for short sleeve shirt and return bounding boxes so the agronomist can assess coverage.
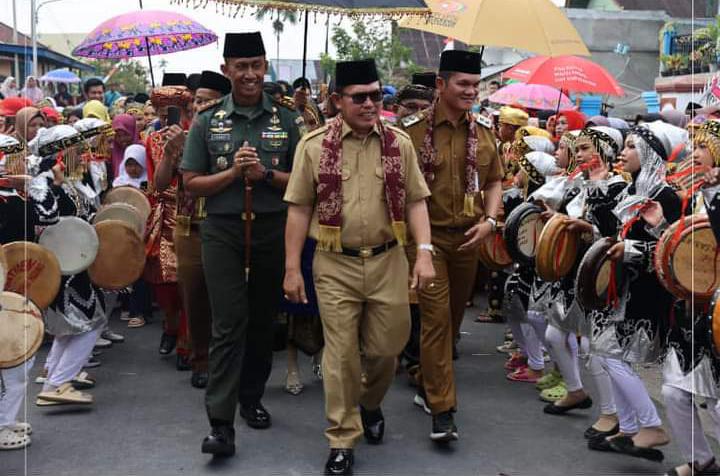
[181,93,302,215]
[284,120,430,249]
[403,108,503,228]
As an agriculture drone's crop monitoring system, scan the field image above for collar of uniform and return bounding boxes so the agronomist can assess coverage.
[223,92,274,119]
[340,119,382,139]
[433,103,469,127]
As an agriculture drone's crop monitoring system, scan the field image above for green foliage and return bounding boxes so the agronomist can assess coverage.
[322,20,417,85]
[88,59,149,94]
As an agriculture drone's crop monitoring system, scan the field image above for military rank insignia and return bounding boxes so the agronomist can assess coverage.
[216,156,228,170]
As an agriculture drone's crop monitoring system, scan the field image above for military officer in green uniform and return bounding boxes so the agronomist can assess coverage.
[180,32,303,458]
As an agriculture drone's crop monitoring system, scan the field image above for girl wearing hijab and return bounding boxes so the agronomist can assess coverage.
[14,106,45,145]
[113,144,147,189]
[647,120,720,476]
[82,100,111,123]
[554,110,586,140]
[584,122,682,461]
[110,113,139,183]
[20,76,44,104]
[0,76,18,99]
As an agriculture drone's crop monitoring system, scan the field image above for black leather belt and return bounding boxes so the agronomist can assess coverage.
[342,240,398,258]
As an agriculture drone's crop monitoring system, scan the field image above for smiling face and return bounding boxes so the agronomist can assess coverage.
[221,56,267,104]
[332,81,382,135]
[619,135,641,174]
[437,72,481,113]
[124,157,143,179]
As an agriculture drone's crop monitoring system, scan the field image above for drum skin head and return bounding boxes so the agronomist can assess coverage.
[89,220,146,290]
[104,186,151,223]
[94,203,145,237]
[504,203,543,266]
[575,237,622,311]
[38,216,99,276]
[0,291,44,369]
[2,241,61,309]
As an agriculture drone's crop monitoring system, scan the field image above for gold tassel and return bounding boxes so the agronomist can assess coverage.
[463,194,476,217]
[392,221,407,246]
[317,225,343,252]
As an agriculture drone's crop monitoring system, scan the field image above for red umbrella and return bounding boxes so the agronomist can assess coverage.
[504,55,625,96]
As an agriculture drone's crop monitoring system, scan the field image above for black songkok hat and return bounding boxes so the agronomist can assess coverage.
[293,77,311,90]
[133,93,150,104]
[162,73,187,87]
[411,72,437,89]
[224,32,266,58]
[439,50,482,74]
[335,59,379,90]
[397,84,434,103]
[186,73,202,92]
[199,71,232,95]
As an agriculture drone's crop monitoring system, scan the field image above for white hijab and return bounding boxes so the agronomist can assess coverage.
[0,76,18,98]
[112,144,147,189]
[21,76,44,104]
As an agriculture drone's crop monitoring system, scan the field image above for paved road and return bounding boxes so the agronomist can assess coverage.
[2,299,695,476]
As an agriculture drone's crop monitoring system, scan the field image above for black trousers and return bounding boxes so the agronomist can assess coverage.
[200,213,285,424]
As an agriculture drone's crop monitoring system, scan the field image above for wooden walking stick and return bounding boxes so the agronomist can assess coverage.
[242,141,253,283]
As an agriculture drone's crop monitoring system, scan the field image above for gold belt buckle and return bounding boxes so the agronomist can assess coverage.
[177,215,191,237]
[359,247,373,258]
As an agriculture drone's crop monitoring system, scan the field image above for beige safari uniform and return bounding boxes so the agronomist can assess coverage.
[285,120,430,448]
[403,108,503,415]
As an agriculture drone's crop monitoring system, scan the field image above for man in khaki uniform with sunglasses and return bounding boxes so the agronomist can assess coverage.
[284,58,434,476]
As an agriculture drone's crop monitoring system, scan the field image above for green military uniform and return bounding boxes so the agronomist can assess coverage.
[181,92,302,424]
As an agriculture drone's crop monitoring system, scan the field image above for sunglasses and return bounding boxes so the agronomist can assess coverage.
[341,90,383,105]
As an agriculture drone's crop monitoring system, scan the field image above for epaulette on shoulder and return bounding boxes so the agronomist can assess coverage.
[274,96,296,111]
[303,123,330,141]
[400,111,426,129]
[197,98,223,115]
[476,114,493,129]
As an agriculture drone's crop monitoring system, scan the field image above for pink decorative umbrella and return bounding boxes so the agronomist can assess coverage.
[489,83,574,111]
[72,10,218,86]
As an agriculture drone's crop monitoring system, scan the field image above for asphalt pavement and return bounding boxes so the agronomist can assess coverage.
[1,298,699,476]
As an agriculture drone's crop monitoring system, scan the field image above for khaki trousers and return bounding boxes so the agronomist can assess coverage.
[408,228,478,414]
[174,226,212,372]
[313,246,410,448]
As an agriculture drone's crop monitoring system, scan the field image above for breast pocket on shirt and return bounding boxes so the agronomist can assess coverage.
[375,166,387,202]
[260,130,290,169]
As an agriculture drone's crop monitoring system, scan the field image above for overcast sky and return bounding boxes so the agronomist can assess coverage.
[0,0,566,75]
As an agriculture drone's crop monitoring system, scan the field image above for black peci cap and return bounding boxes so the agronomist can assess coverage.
[293,77,311,90]
[223,32,266,58]
[162,73,187,87]
[439,50,482,74]
[335,59,379,90]
[411,72,437,89]
[199,71,232,95]
[186,73,202,91]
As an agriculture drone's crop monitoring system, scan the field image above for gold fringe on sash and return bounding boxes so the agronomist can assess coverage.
[463,194,476,217]
[392,221,407,246]
[318,225,343,252]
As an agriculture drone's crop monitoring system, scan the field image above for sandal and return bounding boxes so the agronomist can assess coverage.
[284,371,304,396]
[0,427,31,450]
[127,316,146,328]
[665,459,720,476]
[474,313,495,323]
[507,367,542,383]
[535,369,562,390]
[504,353,527,371]
[72,371,96,390]
[9,422,31,436]
[543,396,592,415]
[539,382,567,402]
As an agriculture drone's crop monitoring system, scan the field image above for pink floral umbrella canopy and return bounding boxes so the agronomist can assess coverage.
[489,83,574,111]
[72,10,217,59]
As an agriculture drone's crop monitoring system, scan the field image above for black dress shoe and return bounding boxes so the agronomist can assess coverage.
[584,423,620,440]
[159,333,177,355]
[176,354,191,371]
[191,372,208,389]
[201,425,235,457]
[325,448,354,476]
[360,406,384,444]
[240,402,272,429]
[543,396,592,415]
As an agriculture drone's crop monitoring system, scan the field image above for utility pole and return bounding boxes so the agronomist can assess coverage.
[12,0,19,80]
[31,0,38,76]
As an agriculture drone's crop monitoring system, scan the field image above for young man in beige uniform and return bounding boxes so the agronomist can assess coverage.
[402,50,503,443]
[284,59,435,476]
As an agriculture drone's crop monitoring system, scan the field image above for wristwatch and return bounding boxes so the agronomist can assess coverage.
[263,169,275,184]
[485,217,498,232]
[417,243,435,255]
